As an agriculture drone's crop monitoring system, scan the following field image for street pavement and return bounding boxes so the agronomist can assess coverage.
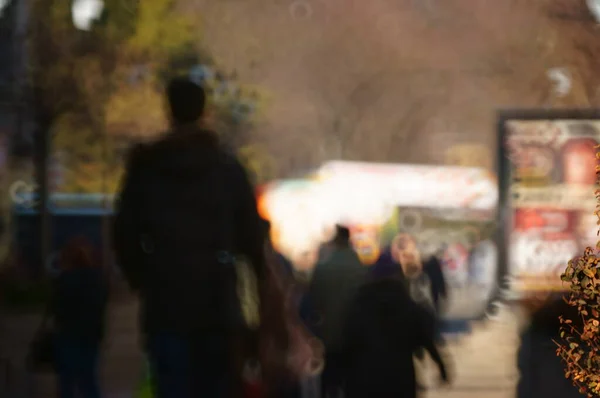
[1,298,522,398]
[426,306,521,398]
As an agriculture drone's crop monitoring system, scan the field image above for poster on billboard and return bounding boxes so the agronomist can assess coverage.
[499,111,600,294]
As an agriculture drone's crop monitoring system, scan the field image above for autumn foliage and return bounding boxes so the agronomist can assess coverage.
[557,146,600,396]
[27,0,269,194]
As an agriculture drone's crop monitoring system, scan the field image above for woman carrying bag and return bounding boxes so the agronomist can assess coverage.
[29,236,109,398]
[240,219,324,398]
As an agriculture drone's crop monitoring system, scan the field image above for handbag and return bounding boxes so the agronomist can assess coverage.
[259,244,324,384]
[26,303,55,372]
[135,358,154,398]
[235,243,324,396]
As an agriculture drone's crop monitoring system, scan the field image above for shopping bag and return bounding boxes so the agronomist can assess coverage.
[27,330,55,372]
[26,306,55,373]
[135,359,153,398]
[259,244,325,385]
[242,360,264,398]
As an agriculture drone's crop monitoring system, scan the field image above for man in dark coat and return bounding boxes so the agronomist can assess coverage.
[341,268,450,398]
[308,225,367,397]
[422,247,448,315]
[113,78,265,398]
[371,245,407,284]
[517,296,585,398]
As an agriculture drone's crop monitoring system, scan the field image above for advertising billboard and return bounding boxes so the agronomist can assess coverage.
[499,111,600,293]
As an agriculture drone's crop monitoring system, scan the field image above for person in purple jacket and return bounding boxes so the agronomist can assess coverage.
[370,245,407,284]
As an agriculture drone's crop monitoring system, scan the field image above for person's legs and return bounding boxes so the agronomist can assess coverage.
[146,333,192,398]
[321,352,344,398]
[74,339,102,398]
[189,334,232,398]
[55,336,77,398]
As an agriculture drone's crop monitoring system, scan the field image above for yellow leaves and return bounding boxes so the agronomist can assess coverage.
[52,113,93,151]
[73,56,106,103]
[104,79,167,137]
[61,165,122,194]
[238,145,275,184]
[126,0,196,58]
[50,111,124,194]
[45,0,74,37]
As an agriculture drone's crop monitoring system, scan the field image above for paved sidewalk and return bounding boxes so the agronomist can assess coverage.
[421,306,520,397]
[1,299,521,398]
[1,297,144,398]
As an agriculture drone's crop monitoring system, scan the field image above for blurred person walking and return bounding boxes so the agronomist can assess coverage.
[370,243,407,285]
[517,296,585,398]
[258,219,324,398]
[422,245,448,317]
[372,234,444,389]
[308,225,367,397]
[341,267,450,398]
[421,244,448,346]
[113,77,266,398]
[52,236,109,398]
[373,234,438,314]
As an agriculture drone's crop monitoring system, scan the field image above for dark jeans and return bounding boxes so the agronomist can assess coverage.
[322,351,344,397]
[146,332,232,398]
[55,335,101,398]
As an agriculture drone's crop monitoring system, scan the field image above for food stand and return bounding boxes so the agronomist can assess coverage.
[258,161,499,319]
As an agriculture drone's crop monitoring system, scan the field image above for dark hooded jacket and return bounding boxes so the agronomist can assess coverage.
[341,275,447,398]
[517,298,585,398]
[113,129,264,335]
[52,267,108,341]
[422,255,447,313]
[370,247,405,282]
[371,248,447,314]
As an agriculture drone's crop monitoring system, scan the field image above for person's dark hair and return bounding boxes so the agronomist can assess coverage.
[260,218,271,242]
[333,225,351,246]
[531,295,581,337]
[166,77,206,124]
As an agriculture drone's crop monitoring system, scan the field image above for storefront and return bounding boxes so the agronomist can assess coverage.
[258,161,499,318]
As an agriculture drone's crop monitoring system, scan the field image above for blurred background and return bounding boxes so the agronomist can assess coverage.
[2,0,600,397]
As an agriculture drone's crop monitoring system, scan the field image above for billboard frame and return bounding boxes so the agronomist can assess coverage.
[497,109,600,296]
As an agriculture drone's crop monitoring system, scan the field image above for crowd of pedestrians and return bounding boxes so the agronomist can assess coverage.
[27,77,452,398]
[25,77,584,398]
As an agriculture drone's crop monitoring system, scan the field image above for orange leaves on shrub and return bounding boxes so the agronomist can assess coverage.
[557,145,600,396]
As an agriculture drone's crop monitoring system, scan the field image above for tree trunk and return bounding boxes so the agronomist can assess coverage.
[33,114,51,278]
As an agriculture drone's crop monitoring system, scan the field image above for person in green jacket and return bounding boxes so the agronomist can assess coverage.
[308,225,367,397]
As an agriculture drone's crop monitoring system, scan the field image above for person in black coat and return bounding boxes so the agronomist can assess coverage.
[113,78,265,398]
[517,296,585,398]
[52,237,108,398]
[340,270,450,398]
[422,250,448,316]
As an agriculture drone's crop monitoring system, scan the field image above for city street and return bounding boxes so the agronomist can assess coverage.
[3,1,600,397]
[1,298,523,398]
